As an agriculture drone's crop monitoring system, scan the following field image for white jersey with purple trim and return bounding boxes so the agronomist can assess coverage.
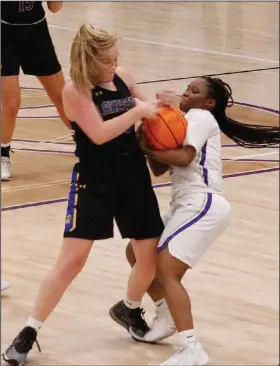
[170,108,223,195]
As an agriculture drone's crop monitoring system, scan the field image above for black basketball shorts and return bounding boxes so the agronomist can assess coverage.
[1,19,61,77]
[63,164,164,241]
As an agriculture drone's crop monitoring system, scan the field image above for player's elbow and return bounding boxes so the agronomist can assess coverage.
[47,2,63,13]
[180,146,196,166]
[90,132,109,145]
[91,136,104,145]
[175,161,190,167]
[179,157,194,167]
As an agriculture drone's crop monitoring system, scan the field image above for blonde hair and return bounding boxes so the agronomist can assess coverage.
[70,24,117,92]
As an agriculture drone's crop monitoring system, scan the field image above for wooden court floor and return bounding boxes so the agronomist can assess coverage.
[1,2,279,365]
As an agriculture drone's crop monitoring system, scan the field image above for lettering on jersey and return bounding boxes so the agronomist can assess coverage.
[19,1,34,12]
[100,96,135,117]
[100,96,135,134]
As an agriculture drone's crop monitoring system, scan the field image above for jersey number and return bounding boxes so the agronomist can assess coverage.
[19,2,34,12]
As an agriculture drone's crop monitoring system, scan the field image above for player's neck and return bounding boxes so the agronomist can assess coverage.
[98,81,117,92]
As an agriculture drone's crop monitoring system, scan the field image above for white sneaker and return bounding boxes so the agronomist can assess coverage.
[160,342,209,366]
[1,157,11,180]
[130,301,176,342]
[1,279,11,292]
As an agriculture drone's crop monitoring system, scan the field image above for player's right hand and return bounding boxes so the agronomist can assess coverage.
[134,98,158,118]
[156,88,178,106]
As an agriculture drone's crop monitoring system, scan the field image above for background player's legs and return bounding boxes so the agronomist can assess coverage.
[1,76,20,145]
[125,240,164,302]
[37,72,71,129]
[1,76,21,180]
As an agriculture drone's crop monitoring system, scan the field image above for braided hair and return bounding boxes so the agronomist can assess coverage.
[202,76,279,148]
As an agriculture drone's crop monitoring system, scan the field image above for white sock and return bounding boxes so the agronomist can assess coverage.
[155,298,165,307]
[1,143,10,148]
[26,316,43,331]
[124,296,141,309]
[155,298,168,310]
[179,329,197,348]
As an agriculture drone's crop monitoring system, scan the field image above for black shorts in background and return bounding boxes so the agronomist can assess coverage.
[1,19,61,77]
[63,164,164,241]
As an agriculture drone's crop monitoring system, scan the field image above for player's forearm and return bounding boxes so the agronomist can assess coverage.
[91,106,144,145]
[147,146,195,167]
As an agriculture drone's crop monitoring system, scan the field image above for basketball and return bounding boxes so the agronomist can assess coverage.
[143,105,187,150]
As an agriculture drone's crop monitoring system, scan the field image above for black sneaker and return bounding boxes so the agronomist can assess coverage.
[109,300,150,338]
[2,326,41,366]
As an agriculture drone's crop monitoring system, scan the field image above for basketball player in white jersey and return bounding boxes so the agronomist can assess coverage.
[126,76,279,365]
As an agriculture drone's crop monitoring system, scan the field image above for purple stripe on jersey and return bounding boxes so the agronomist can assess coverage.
[158,193,212,251]
[200,143,208,186]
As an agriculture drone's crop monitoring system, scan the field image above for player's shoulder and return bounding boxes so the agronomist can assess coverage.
[62,80,91,105]
[185,108,216,122]
[116,66,134,88]
[186,108,218,129]
[116,66,128,77]
[62,80,80,101]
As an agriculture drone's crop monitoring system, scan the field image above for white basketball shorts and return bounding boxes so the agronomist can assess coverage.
[157,192,231,268]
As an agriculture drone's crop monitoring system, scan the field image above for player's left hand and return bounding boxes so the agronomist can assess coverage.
[136,123,154,152]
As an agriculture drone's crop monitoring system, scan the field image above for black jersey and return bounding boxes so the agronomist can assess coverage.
[1,1,45,25]
[71,74,149,180]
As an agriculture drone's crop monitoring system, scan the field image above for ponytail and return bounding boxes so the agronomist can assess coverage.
[203,76,279,148]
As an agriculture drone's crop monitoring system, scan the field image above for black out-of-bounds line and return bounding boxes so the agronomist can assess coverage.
[137,66,280,85]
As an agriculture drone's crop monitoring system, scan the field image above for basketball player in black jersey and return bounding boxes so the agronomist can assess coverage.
[2,24,164,365]
[1,1,70,181]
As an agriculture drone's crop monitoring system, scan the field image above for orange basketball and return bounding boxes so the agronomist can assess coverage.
[143,105,187,150]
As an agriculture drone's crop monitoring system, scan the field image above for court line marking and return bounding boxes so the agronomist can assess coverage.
[39,133,74,144]
[4,156,279,194]
[13,148,72,155]
[223,159,279,163]
[2,167,279,212]
[234,101,279,116]
[18,98,280,117]
[137,67,280,85]
[48,24,279,64]
[13,138,74,145]
[3,161,279,194]
[20,105,54,110]
[226,151,279,160]
[12,147,279,160]
[15,139,261,150]
[2,179,69,193]
[3,159,279,194]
